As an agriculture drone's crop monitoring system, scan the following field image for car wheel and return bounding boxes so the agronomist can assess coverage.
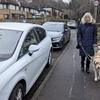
[59,37,65,49]
[46,50,52,67]
[9,83,24,100]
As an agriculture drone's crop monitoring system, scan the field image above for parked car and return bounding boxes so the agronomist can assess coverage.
[67,20,78,29]
[0,22,52,100]
[43,22,71,49]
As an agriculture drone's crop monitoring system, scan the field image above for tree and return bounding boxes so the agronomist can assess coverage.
[69,0,93,18]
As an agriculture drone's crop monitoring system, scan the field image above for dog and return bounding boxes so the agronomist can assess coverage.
[93,48,100,82]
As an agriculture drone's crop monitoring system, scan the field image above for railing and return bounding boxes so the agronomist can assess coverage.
[4,16,66,25]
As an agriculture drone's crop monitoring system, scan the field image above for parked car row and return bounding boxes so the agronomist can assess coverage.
[0,21,70,100]
[43,22,71,48]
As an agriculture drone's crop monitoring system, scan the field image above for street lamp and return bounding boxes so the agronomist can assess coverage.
[89,0,94,11]
[93,0,99,22]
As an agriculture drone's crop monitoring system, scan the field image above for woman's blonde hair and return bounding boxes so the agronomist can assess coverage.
[81,12,95,24]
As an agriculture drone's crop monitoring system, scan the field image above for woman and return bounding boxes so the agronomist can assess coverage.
[77,12,97,73]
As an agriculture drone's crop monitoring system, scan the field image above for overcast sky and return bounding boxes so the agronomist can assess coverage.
[63,0,71,3]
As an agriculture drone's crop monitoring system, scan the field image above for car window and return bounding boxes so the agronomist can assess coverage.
[43,23,64,32]
[0,29,22,60]
[18,30,38,59]
[35,27,46,42]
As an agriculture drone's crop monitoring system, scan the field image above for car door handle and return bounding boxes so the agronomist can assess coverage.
[34,48,40,52]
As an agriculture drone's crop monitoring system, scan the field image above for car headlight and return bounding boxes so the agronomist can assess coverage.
[52,37,62,41]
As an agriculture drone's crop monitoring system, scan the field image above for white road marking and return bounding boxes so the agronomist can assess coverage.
[68,48,76,98]
[84,76,86,89]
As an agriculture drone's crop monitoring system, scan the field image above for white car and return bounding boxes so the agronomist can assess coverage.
[0,22,52,100]
[43,22,70,48]
[67,20,78,29]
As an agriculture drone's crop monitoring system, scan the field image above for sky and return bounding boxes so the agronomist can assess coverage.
[63,0,71,3]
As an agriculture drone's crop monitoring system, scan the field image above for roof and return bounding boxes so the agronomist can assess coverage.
[0,22,42,31]
[0,0,18,5]
[42,7,63,12]
[0,0,38,10]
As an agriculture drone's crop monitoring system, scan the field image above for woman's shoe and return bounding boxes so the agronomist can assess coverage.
[81,67,84,72]
[86,70,90,74]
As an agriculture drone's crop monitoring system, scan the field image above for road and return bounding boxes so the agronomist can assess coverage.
[33,29,100,100]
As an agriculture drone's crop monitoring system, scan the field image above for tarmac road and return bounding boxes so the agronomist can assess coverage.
[34,29,100,100]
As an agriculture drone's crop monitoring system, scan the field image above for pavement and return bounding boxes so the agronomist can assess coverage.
[34,29,100,100]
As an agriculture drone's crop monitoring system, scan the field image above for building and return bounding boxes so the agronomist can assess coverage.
[0,0,39,21]
[42,7,64,18]
[0,0,64,21]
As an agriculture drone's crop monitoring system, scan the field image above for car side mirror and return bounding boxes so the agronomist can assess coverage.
[28,45,39,56]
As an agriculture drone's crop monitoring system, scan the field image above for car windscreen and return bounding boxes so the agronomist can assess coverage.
[0,29,22,59]
[43,23,64,32]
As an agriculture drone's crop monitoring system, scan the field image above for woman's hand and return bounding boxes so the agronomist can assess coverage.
[93,44,97,47]
[79,41,82,46]
[93,44,98,52]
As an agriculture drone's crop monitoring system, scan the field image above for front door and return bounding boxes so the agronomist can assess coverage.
[17,29,41,89]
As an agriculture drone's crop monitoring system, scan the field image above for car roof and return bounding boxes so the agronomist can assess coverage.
[68,20,76,22]
[0,22,42,31]
[43,22,64,25]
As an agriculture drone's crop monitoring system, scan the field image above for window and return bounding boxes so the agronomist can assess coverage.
[30,9,34,13]
[35,27,46,42]
[4,14,9,19]
[0,29,22,59]
[25,8,27,12]
[0,4,3,9]
[3,5,7,9]
[21,7,23,11]
[18,30,38,58]
[16,6,19,10]
[25,8,29,12]
[43,23,64,32]
[9,5,15,10]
